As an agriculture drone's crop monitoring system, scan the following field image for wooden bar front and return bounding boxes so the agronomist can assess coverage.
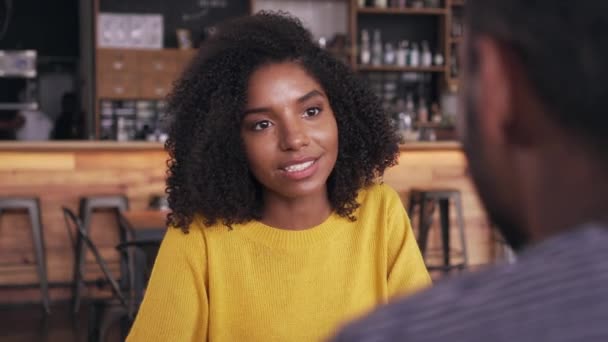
[0,141,495,303]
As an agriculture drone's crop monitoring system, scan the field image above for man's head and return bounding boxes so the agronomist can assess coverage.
[461,0,608,250]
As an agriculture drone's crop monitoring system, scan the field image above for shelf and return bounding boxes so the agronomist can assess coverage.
[450,36,464,44]
[357,7,447,15]
[399,141,461,151]
[415,122,455,129]
[0,102,39,111]
[357,65,446,72]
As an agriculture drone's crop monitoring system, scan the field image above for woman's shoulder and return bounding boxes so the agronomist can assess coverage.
[357,182,402,207]
[164,216,221,242]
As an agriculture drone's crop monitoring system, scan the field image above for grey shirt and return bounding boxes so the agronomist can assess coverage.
[332,224,608,342]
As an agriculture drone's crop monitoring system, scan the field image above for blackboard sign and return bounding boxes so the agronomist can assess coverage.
[99,0,251,48]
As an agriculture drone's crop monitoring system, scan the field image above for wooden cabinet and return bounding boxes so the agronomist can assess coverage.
[96,48,195,100]
[95,48,196,138]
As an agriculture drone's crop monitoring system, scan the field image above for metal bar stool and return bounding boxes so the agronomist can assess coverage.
[0,197,51,314]
[408,188,469,274]
[72,195,129,313]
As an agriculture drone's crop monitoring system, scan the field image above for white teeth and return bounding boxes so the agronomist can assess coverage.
[283,161,314,173]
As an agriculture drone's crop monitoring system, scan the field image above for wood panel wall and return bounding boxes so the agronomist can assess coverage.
[0,146,167,303]
[0,143,497,304]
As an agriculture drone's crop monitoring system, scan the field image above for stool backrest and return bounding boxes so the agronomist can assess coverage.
[61,207,128,308]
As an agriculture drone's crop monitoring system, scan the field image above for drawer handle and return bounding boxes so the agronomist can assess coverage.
[154,62,164,70]
[114,86,125,94]
[155,87,165,95]
[112,61,124,70]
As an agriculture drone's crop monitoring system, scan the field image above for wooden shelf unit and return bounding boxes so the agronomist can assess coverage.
[349,0,460,103]
[446,0,464,91]
[356,65,446,72]
[450,36,464,44]
[356,7,447,15]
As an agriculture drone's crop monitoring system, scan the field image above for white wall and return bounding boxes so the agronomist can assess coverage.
[253,0,349,40]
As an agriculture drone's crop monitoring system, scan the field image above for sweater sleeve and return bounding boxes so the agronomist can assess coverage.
[127,225,208,341]
[384,186,432,298]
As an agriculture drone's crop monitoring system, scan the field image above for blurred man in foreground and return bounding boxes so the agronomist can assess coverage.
[333,1,608,341]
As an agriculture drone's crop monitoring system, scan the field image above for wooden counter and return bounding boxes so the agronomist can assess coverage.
[399,141,462,151]
[0,141,166,151]
[0,141,461,152]
[0,141,495,302]
[0,142,168,304]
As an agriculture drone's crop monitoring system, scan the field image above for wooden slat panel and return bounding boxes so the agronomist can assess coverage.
[75,151,167,170]
[0,148,167,287]
[0,152,75,171]
[0,146,495,294]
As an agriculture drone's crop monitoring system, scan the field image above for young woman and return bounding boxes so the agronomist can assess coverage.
[127,12,431,342]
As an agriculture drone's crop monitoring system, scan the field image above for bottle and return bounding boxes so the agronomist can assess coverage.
[434,52,445,66]
[425,0,440,7]
[418,98,428,123]
[374,0,388,8]
[116,117,128,141]
[318,37,327,49]
[360,30,371,65]
[431,102,442,123]
[410,42,420,67]
[405,93,415,117]
[421,41,433,67]
[384,42,396,65]
[404,93,419,141]
[396,40,408,66]
[450,53,459,78]
[372,30,383,66]
[411,0,424,8]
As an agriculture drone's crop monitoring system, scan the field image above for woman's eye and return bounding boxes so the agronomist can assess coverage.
[304,107,321,117]
[253,120,273,131]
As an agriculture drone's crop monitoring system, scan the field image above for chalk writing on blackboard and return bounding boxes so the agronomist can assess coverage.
[182,0,228,22]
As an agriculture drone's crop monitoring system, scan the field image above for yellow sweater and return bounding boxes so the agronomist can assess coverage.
[127,184,431,342]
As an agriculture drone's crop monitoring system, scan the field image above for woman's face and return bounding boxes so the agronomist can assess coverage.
[241,62,339,202]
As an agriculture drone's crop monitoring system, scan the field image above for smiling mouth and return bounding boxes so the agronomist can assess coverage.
[281,160,316,173]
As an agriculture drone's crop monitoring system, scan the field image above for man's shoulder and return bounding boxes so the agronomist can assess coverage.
[334,265,511,342]
[333,225,608,342]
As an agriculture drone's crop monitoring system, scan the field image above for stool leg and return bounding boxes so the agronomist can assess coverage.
[117,209,137,314]
[72,200,90,313]
[416,198,427,257]
[407,193,416,219]
[28,201,51,314]
[439,198,451,274]
[417,196,435,259]
[454,193,469,268]
[116,209,130,292]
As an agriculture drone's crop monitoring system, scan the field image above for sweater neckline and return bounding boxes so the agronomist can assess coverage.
[233,212,349,249]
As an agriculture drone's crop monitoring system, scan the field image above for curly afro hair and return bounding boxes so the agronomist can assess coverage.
[165,11,400,231]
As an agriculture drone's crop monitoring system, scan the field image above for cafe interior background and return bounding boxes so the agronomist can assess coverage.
[0,0,514,340]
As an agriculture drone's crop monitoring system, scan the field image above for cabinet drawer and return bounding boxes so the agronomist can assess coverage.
[98,73,138,99]
[136,50,178,74]
[97,49,137,73]
[139,75,175,99]
[176,49,196,72]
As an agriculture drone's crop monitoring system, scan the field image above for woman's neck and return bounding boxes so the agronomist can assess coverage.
[261,190,332,230]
